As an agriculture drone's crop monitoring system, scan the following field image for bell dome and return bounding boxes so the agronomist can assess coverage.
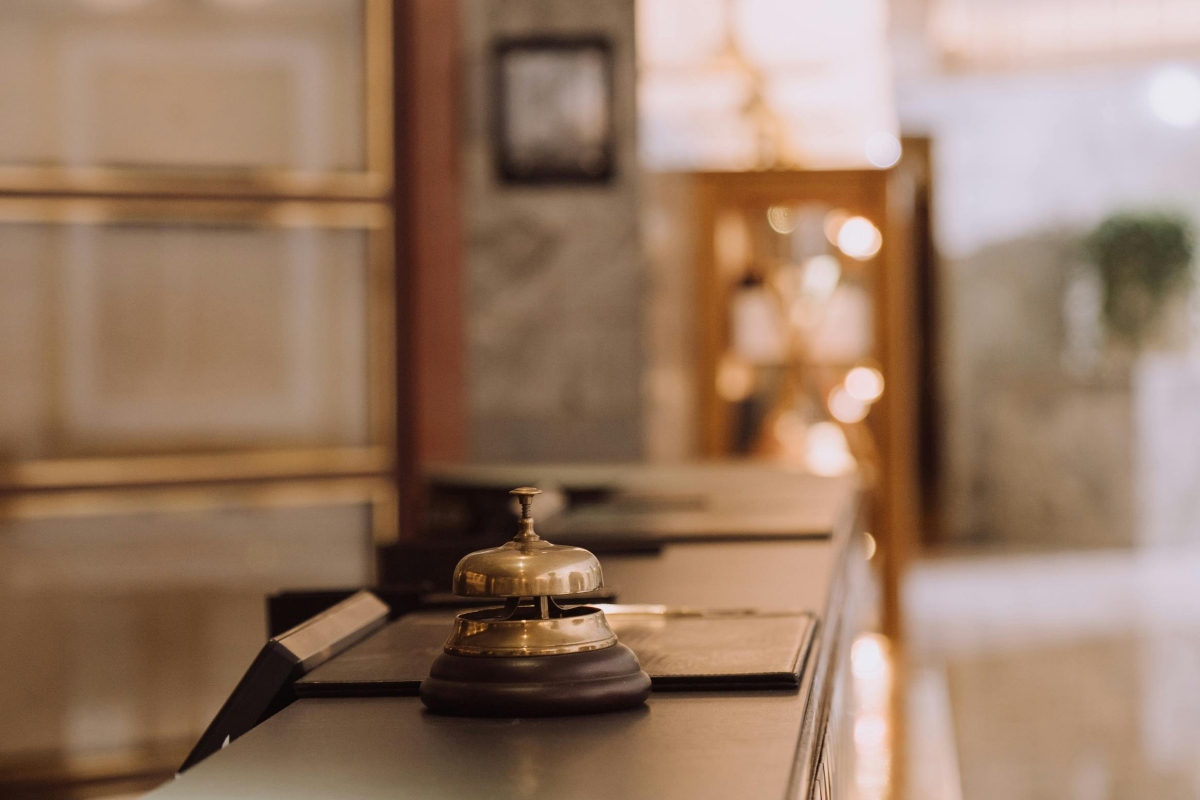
[451,488,602,597]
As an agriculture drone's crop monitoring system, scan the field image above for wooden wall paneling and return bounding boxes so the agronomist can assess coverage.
[0,2,406,782]
[901,137,943,548]
[0,477,394,766]
[0,0,393,200]
[392,0,418,540]
[411,0,466,467]
[393,0,468,539]
[878,164,921,642]
[0,198,394,490]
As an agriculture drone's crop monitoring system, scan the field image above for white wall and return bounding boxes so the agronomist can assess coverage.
[900,62,1200,260]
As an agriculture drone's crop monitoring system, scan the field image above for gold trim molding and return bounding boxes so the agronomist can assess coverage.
[0,0,393,201]
[0,196,390,229]
[0,446,394,491]
[0,476,400,545]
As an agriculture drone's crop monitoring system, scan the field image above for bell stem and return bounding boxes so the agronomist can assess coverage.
[516,517,540,542]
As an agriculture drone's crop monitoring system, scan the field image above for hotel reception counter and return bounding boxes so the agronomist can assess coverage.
[149,474,870,800]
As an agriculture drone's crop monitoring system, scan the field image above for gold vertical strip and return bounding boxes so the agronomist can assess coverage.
[2,447,393,490]
[878,167,918,642]
[369,479,400,546]
[695,174,726,457]
[0,196,390,228]
[364,0,395,187]
[0,4,398,503]
[361,0,398,483]
[0,477,394,521]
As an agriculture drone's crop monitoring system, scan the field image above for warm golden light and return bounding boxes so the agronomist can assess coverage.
[799,254,841,302]
[804,421,856,476]
[851,634,889,680]
[715,355,756,402]
[773,411,808,449]
[836,216,883,260]
[863,531,877,560]
[854,714,888,748]
[639,0,896,169]
[715,210,751,279]
[828,386,869,423]
[766,205,797,234]
[845,366,885,403]
[823,208,851,245]
[851,632,893,800]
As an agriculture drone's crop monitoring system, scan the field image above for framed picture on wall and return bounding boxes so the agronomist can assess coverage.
[492,37,615,184]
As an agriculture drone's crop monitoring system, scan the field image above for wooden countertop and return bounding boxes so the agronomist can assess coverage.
[151,690,815,800]
[150,472,861,800]
[431,463,859,544]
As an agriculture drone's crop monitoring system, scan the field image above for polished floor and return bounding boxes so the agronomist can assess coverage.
[906,546,1200,800]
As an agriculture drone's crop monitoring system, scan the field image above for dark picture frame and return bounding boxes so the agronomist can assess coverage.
[492,36,615,184]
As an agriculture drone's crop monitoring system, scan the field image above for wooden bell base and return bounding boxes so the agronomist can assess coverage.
[419,643,651,717]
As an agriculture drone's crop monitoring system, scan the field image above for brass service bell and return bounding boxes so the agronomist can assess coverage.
[419,488,650,716]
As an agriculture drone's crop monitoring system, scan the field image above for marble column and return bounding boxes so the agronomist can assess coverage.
[459,0,642,462]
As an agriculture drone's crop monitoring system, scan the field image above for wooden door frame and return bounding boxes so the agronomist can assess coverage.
[394,0,468,538]
[690,168,922,640]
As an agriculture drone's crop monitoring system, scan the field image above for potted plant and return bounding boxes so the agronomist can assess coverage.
[1084,212,1195,348]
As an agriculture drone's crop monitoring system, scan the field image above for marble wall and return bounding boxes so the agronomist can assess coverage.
[640,172,700,462]
[933,230,1137,548]
[460,0,643,462]
[1134,354,1200,548]
[898,63,1200,548]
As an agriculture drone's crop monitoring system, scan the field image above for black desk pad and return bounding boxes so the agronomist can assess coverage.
[295,607,816,696]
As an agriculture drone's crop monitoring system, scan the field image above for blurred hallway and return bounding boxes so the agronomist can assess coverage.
[907,547,1200,800]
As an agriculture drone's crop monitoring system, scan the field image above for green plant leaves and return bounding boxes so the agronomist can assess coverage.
[1084,212,1194,344]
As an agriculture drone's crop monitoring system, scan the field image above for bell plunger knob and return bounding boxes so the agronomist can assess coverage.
[511,487,540,540]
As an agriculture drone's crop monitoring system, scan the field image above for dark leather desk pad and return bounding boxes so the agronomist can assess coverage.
[296,607,816,696]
